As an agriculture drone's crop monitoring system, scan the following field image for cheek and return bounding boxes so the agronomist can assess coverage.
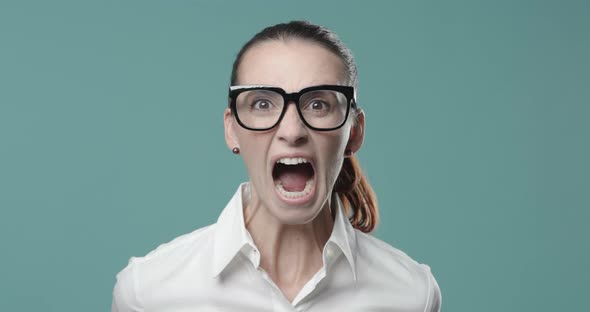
[235,130,265,168]
[235,133,277,187]
[235,125,265,151]
[325,128,350,155]
[318,133,349,180]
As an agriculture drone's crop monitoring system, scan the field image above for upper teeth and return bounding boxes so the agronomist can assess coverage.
[277,157,309,165]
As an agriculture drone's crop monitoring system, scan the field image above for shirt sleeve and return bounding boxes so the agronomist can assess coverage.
[422,264,442,312]
[112,259,142,312]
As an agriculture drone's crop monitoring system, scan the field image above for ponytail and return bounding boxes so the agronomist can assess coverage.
[334,155,378,233]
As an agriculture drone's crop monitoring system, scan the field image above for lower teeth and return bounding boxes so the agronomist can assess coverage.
[275,179,313,198]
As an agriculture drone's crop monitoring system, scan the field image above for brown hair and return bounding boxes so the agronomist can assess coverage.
[230,21,378,233]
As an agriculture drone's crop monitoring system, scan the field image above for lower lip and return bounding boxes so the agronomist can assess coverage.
[273,177,316,206]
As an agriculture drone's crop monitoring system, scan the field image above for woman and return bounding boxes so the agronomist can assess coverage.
[112,20,441,311]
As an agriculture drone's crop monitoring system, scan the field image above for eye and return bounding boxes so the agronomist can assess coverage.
[251,99,273,110]
[304,100,332,113]
[310,101,329,111]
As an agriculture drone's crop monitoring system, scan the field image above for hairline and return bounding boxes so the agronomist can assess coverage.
[233,36,357,89]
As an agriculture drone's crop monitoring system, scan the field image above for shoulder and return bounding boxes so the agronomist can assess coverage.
[112,224,216,311]
[354,231,442,311]
[355,230,428,278]
[134,223,216,266]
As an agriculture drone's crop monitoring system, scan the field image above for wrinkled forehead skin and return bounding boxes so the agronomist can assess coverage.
[235,38,349,93]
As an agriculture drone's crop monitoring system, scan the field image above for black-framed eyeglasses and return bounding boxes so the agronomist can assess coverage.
[228,85,357,131]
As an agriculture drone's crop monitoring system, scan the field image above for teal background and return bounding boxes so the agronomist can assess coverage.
[1,0,588,311]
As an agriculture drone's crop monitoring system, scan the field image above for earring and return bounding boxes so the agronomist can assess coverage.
[344,149,353,157]
[232,147,240,154]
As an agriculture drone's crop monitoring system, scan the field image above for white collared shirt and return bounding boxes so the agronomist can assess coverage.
[112,183,441,312]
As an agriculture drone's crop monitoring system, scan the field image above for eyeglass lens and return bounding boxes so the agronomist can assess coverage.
[235,89,348,129]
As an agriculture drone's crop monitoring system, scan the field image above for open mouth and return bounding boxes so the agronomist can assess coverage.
[272,157,315,199]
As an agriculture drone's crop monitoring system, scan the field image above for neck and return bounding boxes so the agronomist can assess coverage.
[243,189,335,288]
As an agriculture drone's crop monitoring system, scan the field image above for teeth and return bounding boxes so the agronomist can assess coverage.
[275,178,314,198]
[276,157,309,165]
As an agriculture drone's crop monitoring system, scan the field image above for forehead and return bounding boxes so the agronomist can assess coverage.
[236,39,347,93]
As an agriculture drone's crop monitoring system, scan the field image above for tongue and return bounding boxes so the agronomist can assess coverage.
[279,171,307,192]
[277,165,313,192]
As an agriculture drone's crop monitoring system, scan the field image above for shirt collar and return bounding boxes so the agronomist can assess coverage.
[328,190,358,281]
[212,183,256,278]
[212,182,357,281]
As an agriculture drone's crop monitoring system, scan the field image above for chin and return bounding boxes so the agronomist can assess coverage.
[270,184,330,225]
[272,206,323,225]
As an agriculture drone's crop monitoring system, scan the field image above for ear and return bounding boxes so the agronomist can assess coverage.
[346,109,365,157]
[224,108,239,150]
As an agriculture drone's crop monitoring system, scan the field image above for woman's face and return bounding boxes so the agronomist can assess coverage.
[224,39,364,225]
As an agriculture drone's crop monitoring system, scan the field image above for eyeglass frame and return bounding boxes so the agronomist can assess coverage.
[228,84,357,131]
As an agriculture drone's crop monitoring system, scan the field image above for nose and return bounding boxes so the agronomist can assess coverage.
[276,101,308,146]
